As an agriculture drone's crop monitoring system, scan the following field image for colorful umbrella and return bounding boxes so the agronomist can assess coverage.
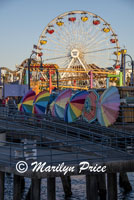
[33,90,50,114]
[64,90,88,123]
[50,101,56,116]
[54,89,72,119]
[82,90,99,123]
[18,90,36,113]
[49,92,59,116]
[97,86,120,127]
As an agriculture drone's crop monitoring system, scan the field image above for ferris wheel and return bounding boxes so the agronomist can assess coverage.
[37,10,120,73]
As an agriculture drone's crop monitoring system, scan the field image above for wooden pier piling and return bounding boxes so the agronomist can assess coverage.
[107,173,117,200]
[31,178,41,200]
[97,174,106,200]
[86,174,98,200]
[61,176,72,197]
[119,172,132,193]
[47,177,56,200]
[0,172,5,200]
[13,175,22,200]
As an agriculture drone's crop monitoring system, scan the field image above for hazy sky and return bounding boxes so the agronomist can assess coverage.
[0,0,134,70]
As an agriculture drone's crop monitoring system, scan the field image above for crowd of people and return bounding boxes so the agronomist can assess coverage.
[0,96,21,107]
[0,96,21,115]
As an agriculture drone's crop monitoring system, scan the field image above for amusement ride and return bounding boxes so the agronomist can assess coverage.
[1,10,133,93]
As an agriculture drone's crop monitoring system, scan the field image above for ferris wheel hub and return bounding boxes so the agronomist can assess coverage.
[71,49,80,58]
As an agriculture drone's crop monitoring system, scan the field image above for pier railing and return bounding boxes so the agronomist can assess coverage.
[0,137,134,168]
[0,106,134,168]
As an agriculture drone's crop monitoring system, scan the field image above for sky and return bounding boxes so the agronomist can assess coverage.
[0,0,134,70]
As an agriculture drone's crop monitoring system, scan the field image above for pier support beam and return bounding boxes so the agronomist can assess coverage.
[61,176,72,197]
[13,175,22,200]
[31,178,41,200]
[47,177,56,200]
[0,172,5,200]
[97,174,106,200]
[86,174,98,200]
[107,173,117,200]
[119,172,132,193]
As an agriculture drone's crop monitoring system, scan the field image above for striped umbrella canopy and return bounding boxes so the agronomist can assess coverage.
[97,86,120,127]
[64,90,88,123]
[54,89,72,119]
[82,90,99,123]
[18,90,36,113]
[49,92,59,116]
[33,90,50,114]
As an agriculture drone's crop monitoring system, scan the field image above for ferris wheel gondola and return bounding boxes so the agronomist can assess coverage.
[37,10,120,74]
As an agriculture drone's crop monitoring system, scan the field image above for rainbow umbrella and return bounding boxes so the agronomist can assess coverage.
[18,90,36,113]
[82,90,99,123]
[33,90,50,114]
[64,90,88,123]
[54,89,72,119]
[97,86,120,127]
[50,101,56,116]
[49,92,59,116]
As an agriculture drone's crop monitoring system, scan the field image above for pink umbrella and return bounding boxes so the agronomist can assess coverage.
[97,86,120,127]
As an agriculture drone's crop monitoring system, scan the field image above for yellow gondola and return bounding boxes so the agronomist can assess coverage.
[121,49,127,54]
[40,40,47,45]
[103,28,110,33]
[56,21,64,26]
[81,16,88,22]
[114,51,121,56]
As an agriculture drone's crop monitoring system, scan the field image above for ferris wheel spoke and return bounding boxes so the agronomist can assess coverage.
[87,31,111,46]
[70,20,77,39]
[53,29,70,46]
[83,19,98,40]
[44,47,68,57]
[59,59,71,70]
[88,36,111,49]
[57,27,71,45]
[63,23,74,43]
[87,21,107,43]
[83,18,96,38]
[85,38,108,51]
[84,47,118,55]
[84,29,106,49]
[62,23,73,46]
[89,32,112,47]
[44,52,68,58]
[86,40,111,52]
[88,54,109,59]
[44,55,70,62]
[42,47,68,53]
[46,36,68,49]
[77,19,86,42]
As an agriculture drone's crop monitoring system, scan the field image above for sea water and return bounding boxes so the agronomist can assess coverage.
[4,173,134,200]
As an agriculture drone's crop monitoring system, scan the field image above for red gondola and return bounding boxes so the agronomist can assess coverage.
[68,17,76,22]
[38,52,43,57]
[110,39,118,43]
[47,29,54,34]
[93,20,100,25]
[115,65,120,69]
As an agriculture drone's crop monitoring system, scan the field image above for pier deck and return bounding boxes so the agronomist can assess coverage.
[0,107,134,177]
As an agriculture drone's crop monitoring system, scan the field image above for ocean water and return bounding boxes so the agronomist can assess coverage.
[4,173,134,200]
